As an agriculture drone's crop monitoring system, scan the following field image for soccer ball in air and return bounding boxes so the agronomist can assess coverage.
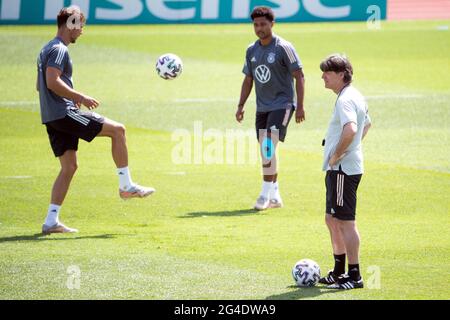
[155,53,183,80]
[292,259,321,287]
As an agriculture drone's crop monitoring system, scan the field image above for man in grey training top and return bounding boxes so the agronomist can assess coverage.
[236,6,305,211]
[37,6,154,235]
[318,54,371,290]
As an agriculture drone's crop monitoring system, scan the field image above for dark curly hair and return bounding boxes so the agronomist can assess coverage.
[251,6,275,22]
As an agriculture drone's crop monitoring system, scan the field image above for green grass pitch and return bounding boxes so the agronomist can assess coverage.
[0,20,449,299]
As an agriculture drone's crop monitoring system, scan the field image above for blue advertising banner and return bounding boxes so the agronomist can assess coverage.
[0,0,387,25]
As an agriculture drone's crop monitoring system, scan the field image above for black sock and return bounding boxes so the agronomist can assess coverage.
[348,264,361,281]
[333,254,346,276]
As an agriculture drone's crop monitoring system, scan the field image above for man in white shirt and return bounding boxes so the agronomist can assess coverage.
[317,54,371,290]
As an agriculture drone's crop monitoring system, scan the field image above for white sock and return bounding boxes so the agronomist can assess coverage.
[260,181,272,199]
[117,167,134,191]
[45,204,60,226]
[271,181,281,200]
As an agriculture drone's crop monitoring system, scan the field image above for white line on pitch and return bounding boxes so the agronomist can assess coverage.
[3,176,33,179]
[0,101,38,106]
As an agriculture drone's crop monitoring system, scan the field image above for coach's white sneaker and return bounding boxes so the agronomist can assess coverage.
[254,196,270,211]
[119,184,155,199]
[42,223,78,235]
[269,198,283,209]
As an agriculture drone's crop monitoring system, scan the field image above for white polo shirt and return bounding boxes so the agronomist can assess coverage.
[322,85,371,175]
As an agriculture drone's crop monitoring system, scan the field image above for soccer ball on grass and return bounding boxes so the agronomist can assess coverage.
[292,259,321,287]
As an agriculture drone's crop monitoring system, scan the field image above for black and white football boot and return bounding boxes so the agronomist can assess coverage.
[318,270,339,285]
[327,274,364,290]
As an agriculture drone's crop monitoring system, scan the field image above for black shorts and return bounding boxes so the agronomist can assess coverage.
[325,168,362,221]
[255,106,295,143]
[45,108,105,157]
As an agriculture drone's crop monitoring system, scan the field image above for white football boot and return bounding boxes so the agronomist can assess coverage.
[254,196,270,211]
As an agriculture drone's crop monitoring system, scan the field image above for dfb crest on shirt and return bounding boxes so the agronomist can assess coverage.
[267,52,276,64]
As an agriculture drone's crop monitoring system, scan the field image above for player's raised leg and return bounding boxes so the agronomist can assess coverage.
[42,150,79,235]
[97,118,155,199]
[97,118,128,167]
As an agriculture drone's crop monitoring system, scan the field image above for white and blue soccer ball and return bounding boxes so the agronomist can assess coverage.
[155,53,183,80]
[292,259,321,287]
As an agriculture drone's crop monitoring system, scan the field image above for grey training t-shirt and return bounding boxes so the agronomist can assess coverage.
[323,85,371,175]
[37,37,75,124]
[243,35,302,112]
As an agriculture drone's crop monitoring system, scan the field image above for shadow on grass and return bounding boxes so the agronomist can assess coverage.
[179,209,259,218]
[266,285,331,300]
[0,233,120,243]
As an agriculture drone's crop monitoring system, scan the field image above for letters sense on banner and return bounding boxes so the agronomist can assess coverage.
[1,0,386,24]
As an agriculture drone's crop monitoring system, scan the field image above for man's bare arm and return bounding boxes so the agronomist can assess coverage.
[362,123,371,140]
[329,122,357,166]
[46,66,99,109]
[236,75,253,123]
[293,69,305,123]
